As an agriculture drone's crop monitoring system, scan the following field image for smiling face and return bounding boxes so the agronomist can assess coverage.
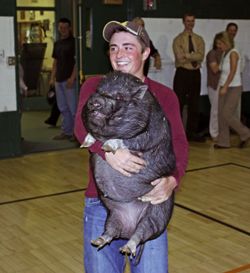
[216,39,228,52]
[227,25,238,39]
[58,22,71,39]
[183,15,195,33]
[108,31,150,80]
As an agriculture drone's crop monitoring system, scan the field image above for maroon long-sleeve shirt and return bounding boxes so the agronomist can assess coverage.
[74,76,189,197]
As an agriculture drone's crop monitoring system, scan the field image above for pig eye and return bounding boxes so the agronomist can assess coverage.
[101,93,114,100]
[116,95,123,100]
[115,93,129,101]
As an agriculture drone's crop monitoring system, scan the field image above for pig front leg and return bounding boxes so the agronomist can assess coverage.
[102,139,127,153]
[80,133,96,148]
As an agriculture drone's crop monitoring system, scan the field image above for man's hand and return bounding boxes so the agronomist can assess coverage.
[139,176,177,205]
[105,149,146,177]
[66,77,75,89]
[49,79,55,87]
[23,87,28,97]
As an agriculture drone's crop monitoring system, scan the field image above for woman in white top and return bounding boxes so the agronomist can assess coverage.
[215,31,250,148]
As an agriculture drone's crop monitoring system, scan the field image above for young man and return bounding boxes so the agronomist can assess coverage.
[74,20,188,273]
[50,18,77,140]
[172,13,205,142]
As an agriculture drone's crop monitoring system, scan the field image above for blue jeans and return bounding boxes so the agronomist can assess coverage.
[55,80,77,135]
[84,197,169,273]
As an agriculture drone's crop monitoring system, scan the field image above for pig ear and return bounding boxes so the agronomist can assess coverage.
[134,84,148,100]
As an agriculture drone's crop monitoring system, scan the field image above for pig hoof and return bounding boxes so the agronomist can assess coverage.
[91,237,107,249]
[119,245,136,257]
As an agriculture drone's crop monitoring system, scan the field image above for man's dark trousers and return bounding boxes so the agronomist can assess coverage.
[173,67,201,138]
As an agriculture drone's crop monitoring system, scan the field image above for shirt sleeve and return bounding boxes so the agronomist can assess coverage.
[151,82,189,186]
[167,94,189,185]
[74,77,106,159]
[172,35,186,64]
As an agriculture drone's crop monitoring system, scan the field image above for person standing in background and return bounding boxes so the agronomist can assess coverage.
[226,22,243,121]
[172,13,205,142]
[132,17,162,76]
[50,17,77,141]
[226,22,238,40]
[206,33,223,141]
[214,31,250,149]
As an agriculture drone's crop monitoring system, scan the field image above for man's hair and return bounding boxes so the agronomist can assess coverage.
[59,17,71,26]
[226,22,238,31]
[182,13,195,21]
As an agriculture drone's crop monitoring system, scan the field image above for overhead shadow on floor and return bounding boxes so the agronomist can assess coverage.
[21,110,79,154]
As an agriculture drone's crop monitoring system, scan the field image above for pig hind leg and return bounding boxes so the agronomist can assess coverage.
[91,212,123,249]
[120,204,170,256]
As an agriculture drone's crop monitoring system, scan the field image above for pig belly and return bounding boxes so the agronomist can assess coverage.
[102,197,150,238]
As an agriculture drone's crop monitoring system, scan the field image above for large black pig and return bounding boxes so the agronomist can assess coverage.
[82,71,176,257]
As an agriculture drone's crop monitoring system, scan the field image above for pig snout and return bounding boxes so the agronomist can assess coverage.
[87,96,104,111]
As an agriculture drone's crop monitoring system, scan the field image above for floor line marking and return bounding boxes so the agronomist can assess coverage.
[186,163,231,172]
[223,264,250,273]
[175,203,250,236]
[0,188,86,206]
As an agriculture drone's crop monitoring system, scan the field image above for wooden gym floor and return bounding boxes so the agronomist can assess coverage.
[0,136,249,273]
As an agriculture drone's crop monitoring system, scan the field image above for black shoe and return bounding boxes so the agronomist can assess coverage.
[69,135,77,142]
[214,144,230,149]
[53,133,71,140]
[188,134,206,143]
[239,137,250,148]
[44,119,57,127]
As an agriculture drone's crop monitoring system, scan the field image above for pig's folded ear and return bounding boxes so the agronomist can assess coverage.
[134,85,148,100]
[80,133,96,148]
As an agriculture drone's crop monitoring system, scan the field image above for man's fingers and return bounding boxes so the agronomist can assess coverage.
[117,168,132,177]
[131,157,146,167]
[122,163,141,174]
[138,195,169,204]
[138,196,151,202]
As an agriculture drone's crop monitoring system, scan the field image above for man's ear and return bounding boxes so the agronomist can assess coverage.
[142,47,151,61]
